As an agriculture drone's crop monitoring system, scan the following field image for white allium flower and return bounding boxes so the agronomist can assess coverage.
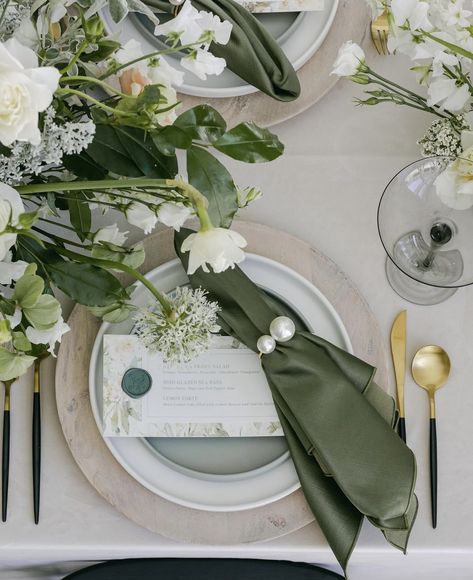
[181,49,226,80]
[93,224,129,246]
[0,251,27,285]
[0,181,24,261]
[0,38,60,146]
[181,227,247,275]
[154,1,203,45]
[427,78,471,112]
[331,41,365,77]
[25,316,70,355]
[391,0,432,31]
[157,202,193,231]
[133,286,220,363]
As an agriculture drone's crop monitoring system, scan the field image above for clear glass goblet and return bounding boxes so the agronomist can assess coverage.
[377,156,473,305]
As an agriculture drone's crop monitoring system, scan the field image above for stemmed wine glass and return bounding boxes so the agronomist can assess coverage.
[377,156,473,305]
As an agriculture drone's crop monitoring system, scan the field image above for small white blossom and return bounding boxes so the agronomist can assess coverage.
[391,0,432,31]
[157,202,193,231]
[133,286,220,363]
[197,12,232,45]
[0,182,25,261]
[427,78,471,112]
[0,252,27,285]
[125,194,158,234]
[418,117,465,157]
[5,305,22,329]
[93,224,129,246]
[331,41,365,77]
[154,1,203,45]
[181,227,247,275]
[181,49,226,80]
[25,316,70,355]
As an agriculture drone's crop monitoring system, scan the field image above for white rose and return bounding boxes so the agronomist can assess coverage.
[26,317,70,356]
[181,228,247,275]
[0,182,25,261]
[0,38,60,147]
[181,50,226,81]
[93,224,129,246]
[331,41,365,77]
[158,202,193,231]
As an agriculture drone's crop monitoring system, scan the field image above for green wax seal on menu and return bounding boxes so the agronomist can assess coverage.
[121,368,152,399]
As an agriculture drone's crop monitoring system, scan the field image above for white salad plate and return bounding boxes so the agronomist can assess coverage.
[89,254,352,511]
[102,0,339,98]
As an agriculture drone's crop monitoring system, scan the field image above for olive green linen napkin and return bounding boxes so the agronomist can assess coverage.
[143,0,301,101]
[175,230,417,574]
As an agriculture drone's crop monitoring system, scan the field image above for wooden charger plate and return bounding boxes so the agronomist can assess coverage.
[177,1,370,127]
[55,221,388,544]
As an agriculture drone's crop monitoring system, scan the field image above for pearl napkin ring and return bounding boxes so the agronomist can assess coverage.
[257,316,296,356]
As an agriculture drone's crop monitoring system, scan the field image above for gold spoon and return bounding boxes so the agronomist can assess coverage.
[412,345,451,529]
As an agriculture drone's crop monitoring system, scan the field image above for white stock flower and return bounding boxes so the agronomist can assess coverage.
[154,1,203,44]
[331,41,365,77]
[181,228,247,275]
[443,0,472,27]
[157,202,193,231]
[0,252,27,285]
[0,182,25,261]
[26,317,70,355]
[391,0,432,31]
[181,50,226,80]
[93,224,129,246]
[427,78,471,112]
[0,38,60,147]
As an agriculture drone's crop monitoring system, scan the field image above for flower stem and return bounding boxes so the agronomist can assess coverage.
[56,88,134,118]
[46,244,173,315]
[60,75,130,98]
[60,39,89,75]
[17,178,175,195]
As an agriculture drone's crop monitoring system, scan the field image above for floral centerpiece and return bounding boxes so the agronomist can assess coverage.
[0,0,284,381]
[332,0,473,207]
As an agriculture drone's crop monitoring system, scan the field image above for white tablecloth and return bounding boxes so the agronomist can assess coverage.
[3,45,473,580]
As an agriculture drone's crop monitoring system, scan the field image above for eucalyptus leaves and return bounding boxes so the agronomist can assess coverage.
[0,0,285,377]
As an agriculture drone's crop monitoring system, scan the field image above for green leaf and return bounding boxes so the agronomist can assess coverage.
[89,302,133,323]
[12,331,31,352]
[24,294,61,330]
[68,192,92,242]
[107,0,128,22]
[13,273,44,309]
[92,242,145,270]
[114,126,178,178]
[213,122,284,163]
[16,237,64,288]
[175,105,227,143]
[81,39,121,62]
[187,146,238,228]
[152,126,192,156]
[86,124,144,177]
[0,348,35,381]
[18,211,39,229]
[62,151,108,180]
[46,261,127,307]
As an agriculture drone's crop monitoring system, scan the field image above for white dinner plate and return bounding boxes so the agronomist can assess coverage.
[89,254,352,511]
[102,0,339,98]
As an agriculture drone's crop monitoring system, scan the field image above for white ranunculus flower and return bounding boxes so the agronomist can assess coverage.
[157,202,193,231]
[181,228,247,275]
[93,224,129,246]
[197,12,232,45]
[181,50,226,80]
[0,182,25,261]
[331,41,365,77]
[125,200,158,235]
[26,317,70,355]
[154,1,203,45]
[0,252,28,285]
[427,78,471,112]
[0,38,60,147]
[391,0,432,31]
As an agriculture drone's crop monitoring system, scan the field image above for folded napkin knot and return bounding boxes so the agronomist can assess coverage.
[256,315,296,356]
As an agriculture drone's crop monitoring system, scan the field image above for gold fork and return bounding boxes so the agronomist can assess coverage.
[371,10,390,55]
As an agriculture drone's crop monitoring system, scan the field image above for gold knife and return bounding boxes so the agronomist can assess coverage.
[390,310,407,443]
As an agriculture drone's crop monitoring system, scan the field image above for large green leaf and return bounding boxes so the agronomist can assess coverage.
[67,192,92,242]
[187,146,238,228]
[213,122,284,162]
[46,261,127,307]
[175,105,227,143]
[114,126,177,178]
[62,151,108,180]
[86,124,143,176]
[24,294,61,330]
[152,126,192,156]
[0,348,35,381]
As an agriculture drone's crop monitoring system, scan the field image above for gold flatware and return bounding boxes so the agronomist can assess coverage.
[2,380,13,522]
[391,310,407,443]
[371,10,390,55]
[412,345,451,529]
